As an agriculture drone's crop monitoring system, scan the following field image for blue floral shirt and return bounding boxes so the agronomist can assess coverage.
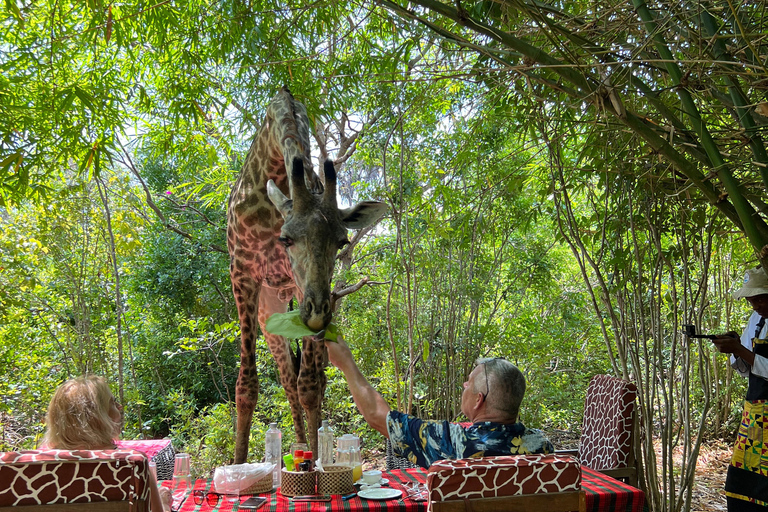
[386,410,554,468]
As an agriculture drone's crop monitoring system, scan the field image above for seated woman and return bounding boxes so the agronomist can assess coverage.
[42,375,172,512]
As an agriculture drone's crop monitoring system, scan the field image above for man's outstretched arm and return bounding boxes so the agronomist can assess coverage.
[325,336,391,437]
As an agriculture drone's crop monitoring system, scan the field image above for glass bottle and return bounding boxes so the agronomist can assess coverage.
[317,420,335,466]
[264,422,282,489]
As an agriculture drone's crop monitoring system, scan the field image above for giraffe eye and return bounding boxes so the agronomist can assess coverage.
[278,236,294,248]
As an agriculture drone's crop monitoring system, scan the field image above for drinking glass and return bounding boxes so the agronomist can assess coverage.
[172,453,192,496]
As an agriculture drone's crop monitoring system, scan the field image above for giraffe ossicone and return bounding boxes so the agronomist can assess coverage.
[226,87,386,464]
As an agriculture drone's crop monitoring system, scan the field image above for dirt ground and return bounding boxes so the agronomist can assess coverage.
[673,439,730,512]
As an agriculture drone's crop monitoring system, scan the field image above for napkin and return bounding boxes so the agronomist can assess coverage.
[213,463,275,494]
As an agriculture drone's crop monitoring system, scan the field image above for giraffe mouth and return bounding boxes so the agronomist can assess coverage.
[305,316,327,332]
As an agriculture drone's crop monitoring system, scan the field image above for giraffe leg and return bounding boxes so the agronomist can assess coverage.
[233,278,260,464]
[297,335,328,459]
[259,286,307,445]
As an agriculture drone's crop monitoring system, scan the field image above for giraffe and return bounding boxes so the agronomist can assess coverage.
[226,87,386,464]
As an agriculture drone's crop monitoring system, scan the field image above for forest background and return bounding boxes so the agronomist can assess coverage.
[2,1,768,511]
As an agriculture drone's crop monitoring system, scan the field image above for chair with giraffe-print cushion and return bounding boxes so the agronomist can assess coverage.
[426,453,586,512]
[561,374,639,487]
[0,449,151,512]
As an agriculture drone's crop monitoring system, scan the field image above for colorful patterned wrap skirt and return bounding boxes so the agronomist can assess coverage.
[726,399,768,507]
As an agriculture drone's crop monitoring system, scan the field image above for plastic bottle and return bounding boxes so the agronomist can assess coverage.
[317,420,334,467]
[283,453,295,472]
[303,450,314,471]
[265,423,282,489]
[293,450,304,471]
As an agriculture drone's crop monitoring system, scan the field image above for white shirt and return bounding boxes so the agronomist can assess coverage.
[732,311,768,378]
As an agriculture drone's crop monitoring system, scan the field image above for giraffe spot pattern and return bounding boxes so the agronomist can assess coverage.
[578,375,637,471]
[426,454,581,510]
[0,450,151,510]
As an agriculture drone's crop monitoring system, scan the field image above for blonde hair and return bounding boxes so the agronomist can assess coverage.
[42,375,121,449]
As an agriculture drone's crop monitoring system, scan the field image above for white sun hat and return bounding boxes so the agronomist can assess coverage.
[734,267,768,299]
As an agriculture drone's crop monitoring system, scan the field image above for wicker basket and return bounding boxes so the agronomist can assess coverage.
[317,465,354,495]
[241,473,273,494]
[279,469,316,497]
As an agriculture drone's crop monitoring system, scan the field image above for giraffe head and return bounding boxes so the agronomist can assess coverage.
[267,157,386,331]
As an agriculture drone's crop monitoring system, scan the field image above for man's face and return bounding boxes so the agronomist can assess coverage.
[461,365,485,420]
[747,294,768,318]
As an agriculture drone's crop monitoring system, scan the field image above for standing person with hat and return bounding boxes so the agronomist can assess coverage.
[712,267,768,511]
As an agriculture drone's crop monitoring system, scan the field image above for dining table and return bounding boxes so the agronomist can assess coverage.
[174,466,645,512]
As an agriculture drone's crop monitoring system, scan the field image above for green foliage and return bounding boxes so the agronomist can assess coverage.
[188,403,239,477]
[1,6,765,510]
[129,232,228,317]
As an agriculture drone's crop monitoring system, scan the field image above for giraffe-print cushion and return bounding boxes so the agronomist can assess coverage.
[0,449,150,511]
[426,453,581,507]
[579,375,637,470]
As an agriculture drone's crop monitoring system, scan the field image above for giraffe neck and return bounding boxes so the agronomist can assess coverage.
[239,88,320,205]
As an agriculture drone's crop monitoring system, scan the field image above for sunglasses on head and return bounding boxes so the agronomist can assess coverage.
[192,490,224,506]
[478,357,506,401]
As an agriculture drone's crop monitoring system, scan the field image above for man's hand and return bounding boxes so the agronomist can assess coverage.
[712,332,755,366]
[712,332,741,354]
[325,334,354,371]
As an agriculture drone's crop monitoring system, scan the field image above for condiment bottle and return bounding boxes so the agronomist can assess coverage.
[293,450,304,471]
[303,450,314,471]
[283,453,295,472]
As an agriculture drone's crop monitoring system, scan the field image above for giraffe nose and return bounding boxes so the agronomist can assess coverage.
[304,295,331,331]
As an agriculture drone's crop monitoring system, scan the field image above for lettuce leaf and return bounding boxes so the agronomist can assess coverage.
[265,310,339,341]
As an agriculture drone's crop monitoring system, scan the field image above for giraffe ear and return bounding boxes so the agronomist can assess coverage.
[267,179,293,217]
[340,201,387,229]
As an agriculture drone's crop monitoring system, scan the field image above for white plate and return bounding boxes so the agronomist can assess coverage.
[357,488,402,500]
[355,478,390,486]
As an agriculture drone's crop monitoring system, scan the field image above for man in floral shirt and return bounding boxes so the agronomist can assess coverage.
[325,337,553,468]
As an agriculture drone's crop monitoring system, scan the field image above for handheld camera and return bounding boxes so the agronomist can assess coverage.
[682,324,718,340]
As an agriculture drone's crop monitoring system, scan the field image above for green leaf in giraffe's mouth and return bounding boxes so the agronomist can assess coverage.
[265,310,339,341]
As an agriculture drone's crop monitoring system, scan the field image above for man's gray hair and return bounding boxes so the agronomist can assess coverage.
[475,357,526,422]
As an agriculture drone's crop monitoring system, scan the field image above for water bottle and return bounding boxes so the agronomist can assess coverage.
[317,420,334,466]
[265,422,282,489]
